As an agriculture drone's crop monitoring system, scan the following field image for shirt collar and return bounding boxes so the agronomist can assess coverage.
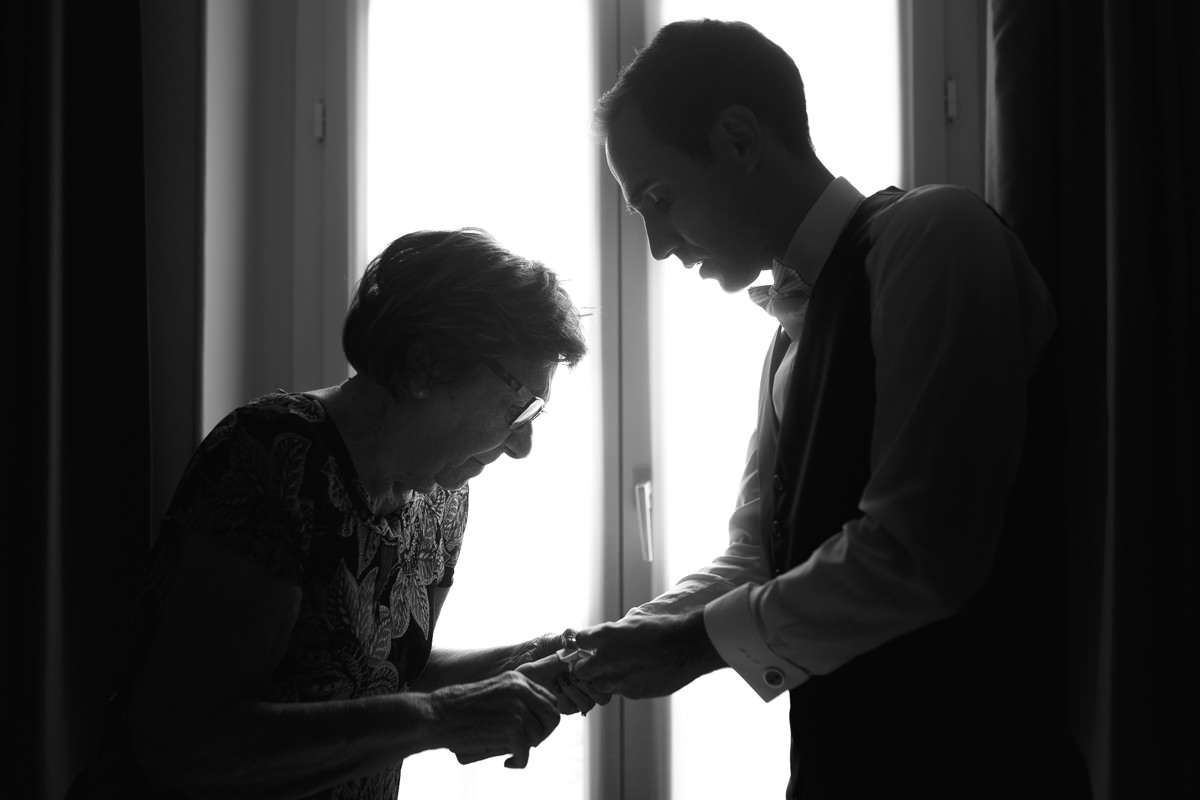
[748,176,866,316]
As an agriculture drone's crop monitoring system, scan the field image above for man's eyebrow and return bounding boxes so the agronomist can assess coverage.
[624,178,652,211]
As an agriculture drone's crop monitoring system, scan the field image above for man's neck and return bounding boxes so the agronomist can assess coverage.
[763,157,836,259]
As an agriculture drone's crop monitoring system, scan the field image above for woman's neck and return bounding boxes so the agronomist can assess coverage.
[317,375,413,513]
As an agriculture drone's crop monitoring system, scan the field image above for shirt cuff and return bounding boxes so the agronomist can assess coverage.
[703,584,810,702]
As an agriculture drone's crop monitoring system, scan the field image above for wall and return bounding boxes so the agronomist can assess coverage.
[203,0,360,434]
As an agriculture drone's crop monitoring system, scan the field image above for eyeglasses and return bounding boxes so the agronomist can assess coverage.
[484,359,547,430]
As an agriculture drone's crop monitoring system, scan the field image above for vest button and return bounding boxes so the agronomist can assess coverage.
[772,520,782,540]
[773,473,784,493]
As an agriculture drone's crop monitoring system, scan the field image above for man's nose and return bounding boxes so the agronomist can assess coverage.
[504,424,533,459]
[644,216,680,261]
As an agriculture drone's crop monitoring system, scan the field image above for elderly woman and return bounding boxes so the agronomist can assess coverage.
[66,228,591,799]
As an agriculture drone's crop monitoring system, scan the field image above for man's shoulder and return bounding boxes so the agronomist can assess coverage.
[877,184,1002,228]
[863,184,1012,257]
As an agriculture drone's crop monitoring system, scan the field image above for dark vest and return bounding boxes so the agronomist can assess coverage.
[758,189,1089,799]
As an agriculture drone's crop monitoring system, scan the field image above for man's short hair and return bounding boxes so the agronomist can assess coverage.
[595,19,814,159]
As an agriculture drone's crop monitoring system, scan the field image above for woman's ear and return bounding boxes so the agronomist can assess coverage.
[708,105,762,170]
[402,342,432,400]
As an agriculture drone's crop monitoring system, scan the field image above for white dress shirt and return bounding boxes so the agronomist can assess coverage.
[629,178,1056,701]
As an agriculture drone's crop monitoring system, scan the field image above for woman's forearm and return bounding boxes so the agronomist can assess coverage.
[414,642,536,690]
[132,691,442,800]
[415,631,566,690]
[132,667,561,800]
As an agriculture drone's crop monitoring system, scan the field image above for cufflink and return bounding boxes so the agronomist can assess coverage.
[763,667,785,689]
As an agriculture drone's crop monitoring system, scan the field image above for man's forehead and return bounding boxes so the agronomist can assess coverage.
[605,150,638,205]
[604,115,657,203]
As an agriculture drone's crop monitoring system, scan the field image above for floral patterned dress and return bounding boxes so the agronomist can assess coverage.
[66,391,468,799]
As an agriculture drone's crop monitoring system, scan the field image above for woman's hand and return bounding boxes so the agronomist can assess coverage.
[427,671,561,769]
[510,630,570,666]
[516,653,613,716]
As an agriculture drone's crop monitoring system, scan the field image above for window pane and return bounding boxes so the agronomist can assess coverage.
[365,2,600,798]
[648,3,901,798]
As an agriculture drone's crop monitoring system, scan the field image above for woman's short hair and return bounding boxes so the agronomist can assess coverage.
[343,228,587,385]
[595,19,813,160]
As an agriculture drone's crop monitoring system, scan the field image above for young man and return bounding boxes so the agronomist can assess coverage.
[572,19,1090,799]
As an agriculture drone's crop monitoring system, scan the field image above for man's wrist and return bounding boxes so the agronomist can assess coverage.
[679,608,724,675]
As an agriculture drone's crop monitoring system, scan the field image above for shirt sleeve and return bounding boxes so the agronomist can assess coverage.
[705,186,1056,700]
[628,430,773,618]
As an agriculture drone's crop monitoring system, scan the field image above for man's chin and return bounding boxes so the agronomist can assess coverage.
[699,262,763,293]
[709,272,759,294]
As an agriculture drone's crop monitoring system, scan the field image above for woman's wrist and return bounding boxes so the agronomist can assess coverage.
[507,632,562,670]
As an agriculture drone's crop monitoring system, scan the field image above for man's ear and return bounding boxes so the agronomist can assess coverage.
[708,105,761,169]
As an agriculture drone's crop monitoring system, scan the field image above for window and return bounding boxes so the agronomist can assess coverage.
[193,0,986,796]
[648,4,900,797]
[365,2,601,798]
[365,4,899,798]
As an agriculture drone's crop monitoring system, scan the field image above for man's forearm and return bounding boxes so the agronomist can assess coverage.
[571,608,725,699]
[676,607,726,676]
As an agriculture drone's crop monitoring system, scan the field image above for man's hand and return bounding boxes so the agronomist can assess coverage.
[570,610,725,699]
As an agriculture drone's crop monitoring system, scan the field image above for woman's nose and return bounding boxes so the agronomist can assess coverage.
[504,424,533,459]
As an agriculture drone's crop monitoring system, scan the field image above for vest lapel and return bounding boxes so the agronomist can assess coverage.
[766,189,903,573]
[757,327,791,573]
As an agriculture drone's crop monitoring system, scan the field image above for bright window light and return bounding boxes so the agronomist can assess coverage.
[650,3,901,799]
[366,1,901,797]
[365,2,600,798]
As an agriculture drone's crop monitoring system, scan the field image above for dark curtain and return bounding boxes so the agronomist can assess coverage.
[4,1,154,797]
[988,1,1199,798]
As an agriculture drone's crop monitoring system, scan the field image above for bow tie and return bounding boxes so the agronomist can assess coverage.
[747,261,812,315]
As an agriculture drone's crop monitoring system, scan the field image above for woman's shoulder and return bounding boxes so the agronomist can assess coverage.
[173,391,341,509]
[198,391,329,449]
[245,390,329,426]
